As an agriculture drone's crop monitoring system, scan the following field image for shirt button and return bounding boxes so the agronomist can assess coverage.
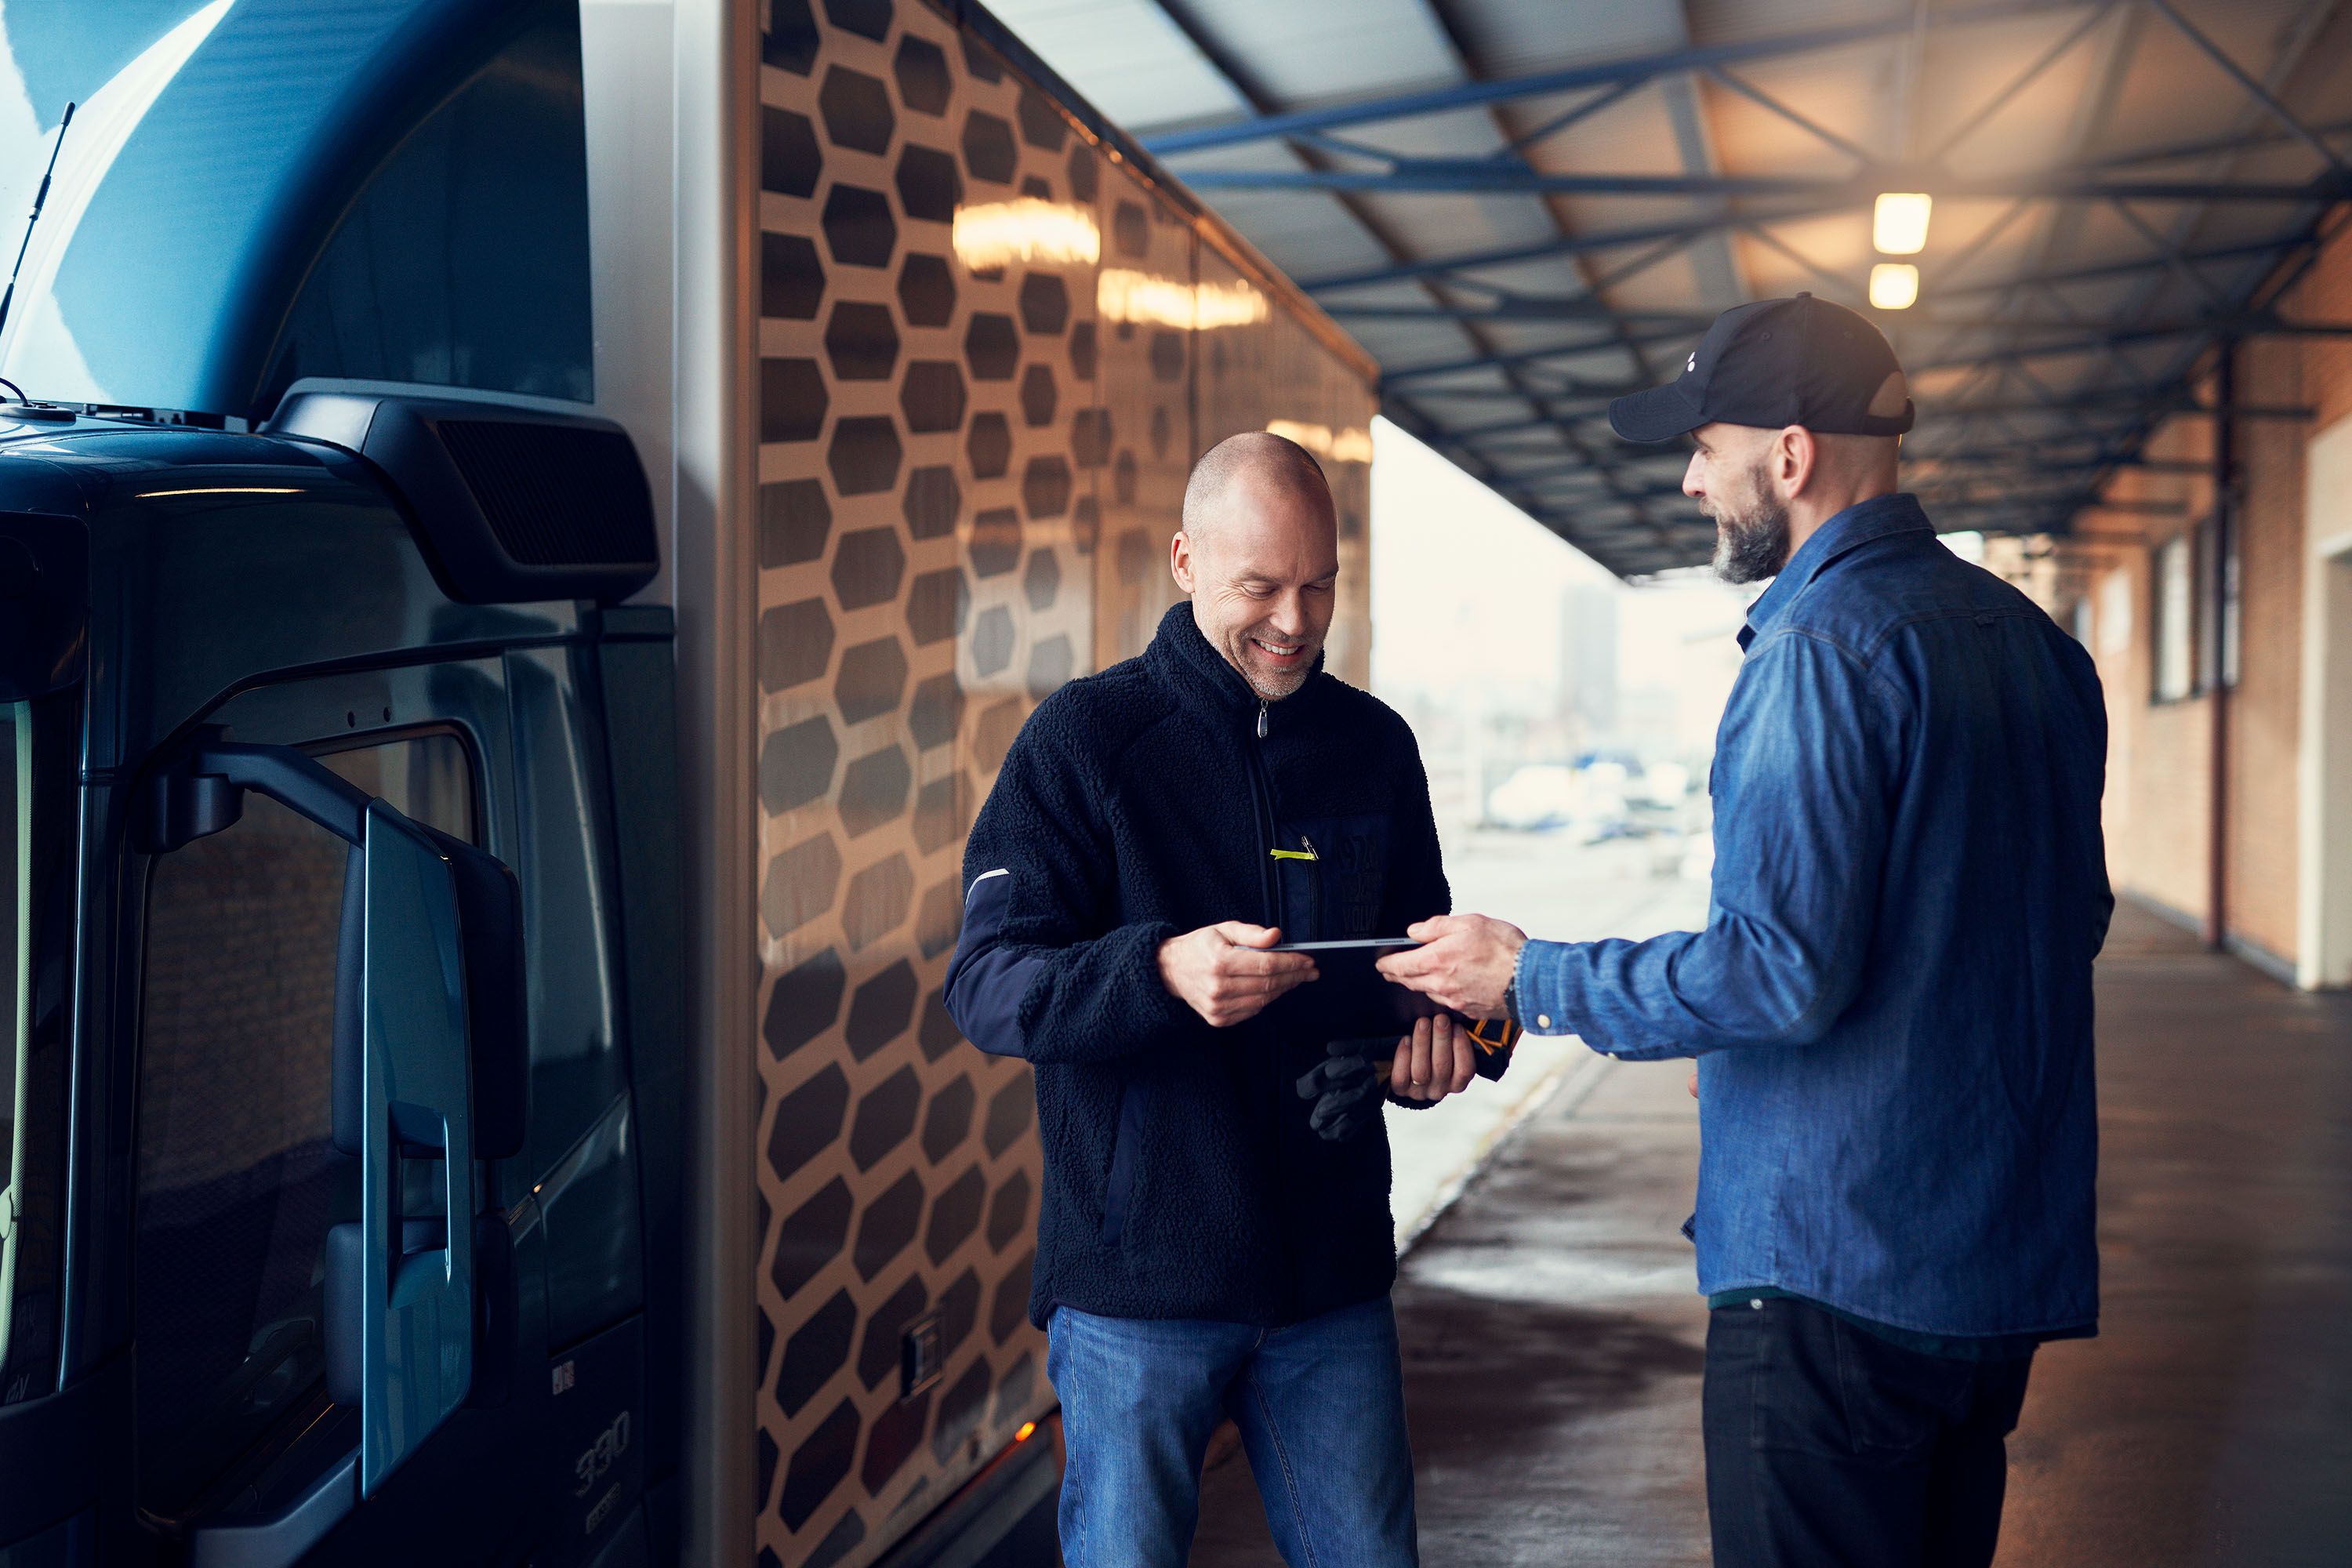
[1536,1014,1552,1029]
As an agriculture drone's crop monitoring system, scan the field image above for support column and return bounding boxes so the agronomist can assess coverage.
[2205,342,2235,951]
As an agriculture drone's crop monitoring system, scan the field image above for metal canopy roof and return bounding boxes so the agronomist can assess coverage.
[986,0,2352,578]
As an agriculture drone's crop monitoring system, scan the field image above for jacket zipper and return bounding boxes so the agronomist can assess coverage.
[1247,696,1297,1323]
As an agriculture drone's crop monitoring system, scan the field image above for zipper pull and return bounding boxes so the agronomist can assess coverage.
[1256,702,1268,740]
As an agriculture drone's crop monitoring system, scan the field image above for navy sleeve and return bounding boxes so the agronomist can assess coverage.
[944,706,1197,1064]
[1512,628,1907,1058]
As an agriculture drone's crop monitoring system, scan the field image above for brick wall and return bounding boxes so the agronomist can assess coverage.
[2027,218,2352,972]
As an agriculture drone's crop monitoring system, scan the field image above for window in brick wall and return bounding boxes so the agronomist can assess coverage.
[2219,525,2241,691]
[2154,530,2196,702]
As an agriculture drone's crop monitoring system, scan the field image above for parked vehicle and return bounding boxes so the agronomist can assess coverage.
[0,2,1376,1563]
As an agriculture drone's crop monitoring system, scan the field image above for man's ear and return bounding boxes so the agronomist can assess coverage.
[1170,530,1196,593]
[1774,425,1815,500]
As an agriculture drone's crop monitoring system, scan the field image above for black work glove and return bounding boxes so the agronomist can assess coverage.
[1295,1040,1383,1142]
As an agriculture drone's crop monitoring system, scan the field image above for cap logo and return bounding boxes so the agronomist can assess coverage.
[1686,352,1697,372]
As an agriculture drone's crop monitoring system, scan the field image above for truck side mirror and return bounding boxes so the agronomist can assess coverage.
[138,734,528,1498]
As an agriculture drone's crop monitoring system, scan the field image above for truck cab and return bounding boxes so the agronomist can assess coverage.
[0,396,686,1563]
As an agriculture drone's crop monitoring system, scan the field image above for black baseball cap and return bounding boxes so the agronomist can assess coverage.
[1607,292,1915,443]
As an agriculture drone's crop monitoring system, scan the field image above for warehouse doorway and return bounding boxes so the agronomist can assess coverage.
[2301,416,2352,989]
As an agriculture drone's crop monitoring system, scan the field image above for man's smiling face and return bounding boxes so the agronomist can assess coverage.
[1173,472,1339,702]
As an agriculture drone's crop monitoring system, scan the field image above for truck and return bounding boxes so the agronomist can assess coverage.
[0,2,1377,1563]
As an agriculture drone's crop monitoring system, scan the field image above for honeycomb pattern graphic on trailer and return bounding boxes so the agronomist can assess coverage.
[751,3,1374,1562]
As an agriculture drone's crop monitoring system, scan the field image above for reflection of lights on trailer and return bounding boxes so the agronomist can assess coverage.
[1094,267,1269,330]
[950,198,1101,270]
[1265,418,1373,465]
[135,486,303,498]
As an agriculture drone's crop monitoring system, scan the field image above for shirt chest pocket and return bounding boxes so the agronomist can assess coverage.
[1276,813,1392,941]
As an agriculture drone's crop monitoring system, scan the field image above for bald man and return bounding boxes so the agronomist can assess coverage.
[947,433,1472,1566]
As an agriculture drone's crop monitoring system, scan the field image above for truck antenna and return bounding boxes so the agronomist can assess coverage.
[0,100,76,357]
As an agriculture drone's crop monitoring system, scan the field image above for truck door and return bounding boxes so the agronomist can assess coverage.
[123,656,648,1567]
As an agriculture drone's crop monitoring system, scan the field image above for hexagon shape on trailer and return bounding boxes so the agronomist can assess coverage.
[974,696,1024,773]
[960,109,1017,186]
[1022,455,1072,519]
[770,1175,852,1301]
[984,1077,1033,1156]
[924,1165,985,1264]
[853,1171,925,1281]
[774,1287,855,1417]
[764,1062,848,1186]
[969,508,1021,578]
[1070,408,1112,469]
[822,0,891,42]
[1018,364,1057,428]
[989,1249,1034,1344]
[893,36,951,116]
[1017,272,1069,336]
[905,567,969,647]
[760,358,828,445]
[760,833,842,940]
[898,361,967,435]
[896,252,956,327]
[1069,319,1096,380]
[845,956,919,1058]
[921,1075,975,1164]
[1022,548,1060,612]
[916,877,961,959]
[918,987,963,1061]
[848,1065,922,1172]
[761,107,821,198]
[1112,201,1149,259]
[1025,633,1073,699]
[1016,85,1068,151]
[758,477,831,567]
[763,946,846,1062]
[760,232,825,321]
[1067,143,1098,203]
[894,143,960,225]
[911,773,969,856]
[827,416,903,497]
[986,1168,1032,1252]
[821,184,896,268]
[940,1269,981,1356]
[823,300,899,381]
[908,672,964,751]
[757,597,833,694]
[966,412,1011,477]
[838,743,913,839]
[819,65,895,155]
[931,1357,991,1464]
[970,606,1015,677]
[963,313,1019,381]
[778,1397,858,1531]
[830,526,906,611]
[833,635,909,726]
[902,465,960,539]
[758,713,838,816]
[763,0,818,74]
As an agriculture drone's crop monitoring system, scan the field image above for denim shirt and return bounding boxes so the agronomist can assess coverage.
[1512,494,2112,1338]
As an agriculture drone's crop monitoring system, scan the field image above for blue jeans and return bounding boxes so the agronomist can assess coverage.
[1047,1296,1418,1567]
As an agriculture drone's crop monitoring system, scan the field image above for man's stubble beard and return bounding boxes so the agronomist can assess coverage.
[1709,461,1791,585]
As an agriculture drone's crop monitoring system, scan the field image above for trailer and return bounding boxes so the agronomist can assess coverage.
[0,2,1377,1563]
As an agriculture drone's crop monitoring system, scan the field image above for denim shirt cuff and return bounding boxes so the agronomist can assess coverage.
[1508,939,1551,1033]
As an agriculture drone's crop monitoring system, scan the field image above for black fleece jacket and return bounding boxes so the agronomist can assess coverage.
[945,601,1450,1329]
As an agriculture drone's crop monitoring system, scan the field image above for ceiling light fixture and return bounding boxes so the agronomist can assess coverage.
[1873,191,1932,255]
[1869,263,1919,310]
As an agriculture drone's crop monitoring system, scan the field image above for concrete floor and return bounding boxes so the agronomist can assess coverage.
[1189,898,2352,1566]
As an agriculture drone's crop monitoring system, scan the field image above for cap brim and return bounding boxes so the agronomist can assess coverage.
[1606,381,1705,443]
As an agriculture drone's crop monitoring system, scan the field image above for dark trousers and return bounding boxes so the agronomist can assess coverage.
[1703,1296,2034,1568]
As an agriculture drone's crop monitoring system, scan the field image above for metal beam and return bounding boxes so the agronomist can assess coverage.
[1138,0,2089,154]
[1176,165,2341,203]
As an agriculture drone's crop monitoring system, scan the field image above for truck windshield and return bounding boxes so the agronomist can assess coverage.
[1,701,27,1370]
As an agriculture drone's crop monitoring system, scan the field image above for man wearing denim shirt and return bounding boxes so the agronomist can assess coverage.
[1381,294,2113,1568]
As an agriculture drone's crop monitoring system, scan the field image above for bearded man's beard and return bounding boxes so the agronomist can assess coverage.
[1709,463,1791,584]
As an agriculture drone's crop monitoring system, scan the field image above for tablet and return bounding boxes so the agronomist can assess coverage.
[1267,938,1453,1040]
